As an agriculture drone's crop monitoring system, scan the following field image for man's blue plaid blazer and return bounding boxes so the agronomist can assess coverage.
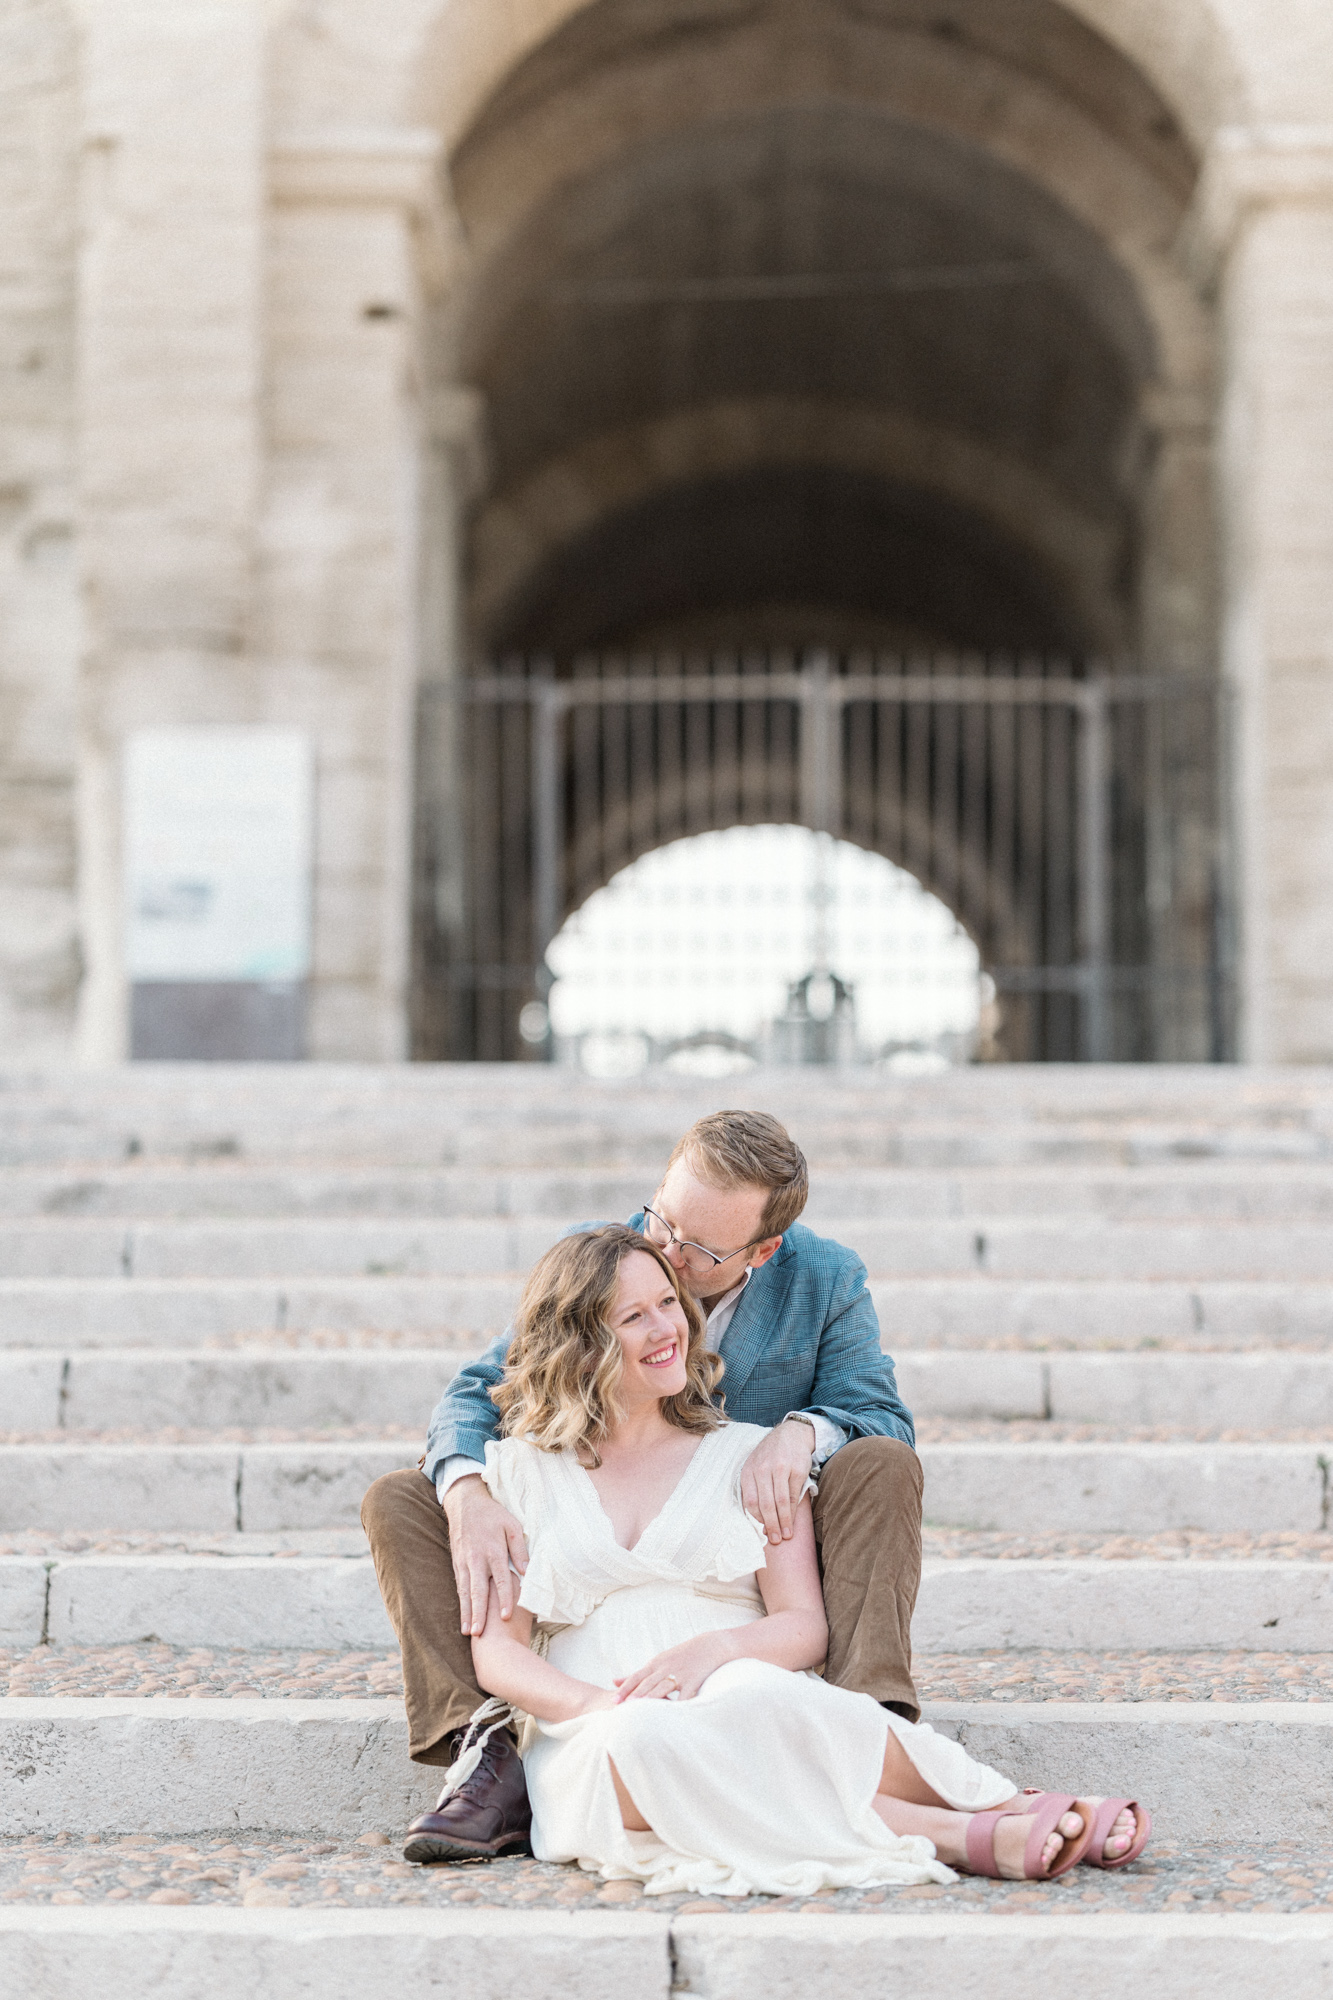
[421,1215,915,1481]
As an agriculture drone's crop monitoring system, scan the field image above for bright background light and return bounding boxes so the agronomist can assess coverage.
[546,824,982,1056]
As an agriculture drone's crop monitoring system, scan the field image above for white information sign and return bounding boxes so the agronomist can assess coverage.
[124,729,313,982]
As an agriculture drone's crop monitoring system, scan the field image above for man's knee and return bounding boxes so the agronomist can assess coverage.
[361,1466,435,1539]
[818,1435,922,1513]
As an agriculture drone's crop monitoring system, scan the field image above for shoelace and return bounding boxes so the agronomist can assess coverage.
[432,1696,517,1810]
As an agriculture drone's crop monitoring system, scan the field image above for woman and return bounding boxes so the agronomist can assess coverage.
[444,1225,1150,1896]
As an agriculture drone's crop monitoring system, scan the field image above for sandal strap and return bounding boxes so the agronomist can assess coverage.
[1019,1794,1078,1879]
[1086,1798,1151,1869]
[964,1799,1027,1878]
[1090,1798,1133,1844]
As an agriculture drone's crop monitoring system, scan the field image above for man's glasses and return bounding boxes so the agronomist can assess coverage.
[642,1203,759,1271]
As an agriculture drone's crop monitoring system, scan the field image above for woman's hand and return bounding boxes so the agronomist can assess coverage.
[613,1631,731,1702]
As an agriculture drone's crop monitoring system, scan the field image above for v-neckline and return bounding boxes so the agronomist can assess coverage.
[573,1430,713,1555]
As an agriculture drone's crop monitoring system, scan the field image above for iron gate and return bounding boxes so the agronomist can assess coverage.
[414,655,1231,1065]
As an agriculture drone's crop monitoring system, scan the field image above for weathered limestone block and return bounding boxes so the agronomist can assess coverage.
[73,0,269,1063]
[1206,131,1333,1060]
[0,0,81,1063]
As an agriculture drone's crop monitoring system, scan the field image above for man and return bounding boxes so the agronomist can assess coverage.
[362,1108,921,1865]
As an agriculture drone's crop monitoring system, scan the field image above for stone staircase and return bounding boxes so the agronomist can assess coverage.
[5,1062,1333,1995]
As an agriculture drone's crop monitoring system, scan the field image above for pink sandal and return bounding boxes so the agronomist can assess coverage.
[1082,1797,1153,1869]
[965,1793,1097,1881]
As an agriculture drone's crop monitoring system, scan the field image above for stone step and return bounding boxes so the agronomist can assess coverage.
[903,1350,1333,1425]
[0,1278,520,1345]
[9,1908,1332,2000]
[8,1063,1333,1172]
[0,1347,472,1431]
[1,1438,1330,1533]
[871,1279,1333,1349]
[12,1637,1333,1703]
[2,1694,1331,1842]
[7,1214,1333,1280]
[0,1835,1324,1920]
[6,1548,1333,1655]
[6,1346,1333,1433]
[7,1274,1333,1350]
[0,1442,417,1533]
[8,1163,1333,1224]
[919,1442,1332,1534]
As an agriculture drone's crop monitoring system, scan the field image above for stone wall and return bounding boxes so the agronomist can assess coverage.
[0,0,80,1062]
[0,0,1328,1062]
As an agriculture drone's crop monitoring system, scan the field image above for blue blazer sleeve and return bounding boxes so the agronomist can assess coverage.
[802,1248,915,1448]
[421,1329,510,1483]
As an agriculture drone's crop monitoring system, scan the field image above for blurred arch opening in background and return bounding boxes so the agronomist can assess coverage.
[536,823,985,1077]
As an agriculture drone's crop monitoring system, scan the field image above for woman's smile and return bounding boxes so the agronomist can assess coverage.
[640,1338,679,1369]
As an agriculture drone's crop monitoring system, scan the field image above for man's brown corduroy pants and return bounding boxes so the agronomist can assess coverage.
[361,1435,923,1764]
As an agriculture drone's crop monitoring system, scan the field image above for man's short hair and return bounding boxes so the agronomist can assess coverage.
[666,1110,809,1239]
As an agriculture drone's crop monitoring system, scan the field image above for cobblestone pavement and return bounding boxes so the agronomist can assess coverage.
[922,1528,1333,1562]
[5,1526,1332,1562]
[21,1326,1333,1353]
[0,1426,422,1447]
[0,1834,1327,1913]
[6,1643,1333,1700]
[0,1645,403,1697]
[8,1420,1333,1448]
[0,1529,370,1557]
[915,1419,1333,1443]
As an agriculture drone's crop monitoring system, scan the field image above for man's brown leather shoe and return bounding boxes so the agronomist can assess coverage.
[402,1726,533,1864]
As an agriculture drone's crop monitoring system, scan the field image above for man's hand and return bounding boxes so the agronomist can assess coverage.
[740,1419,816,1545]
[442,1475,530,1637]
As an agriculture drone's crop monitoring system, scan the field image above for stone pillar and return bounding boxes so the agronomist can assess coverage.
[1138,385,1216,678]
[1136,384,1219,1059]
[412,387,488,1058]
[1201,130,1333,1062]
[0,0,80,1063]
[73,0,267,1063]
[261,132,459,1060]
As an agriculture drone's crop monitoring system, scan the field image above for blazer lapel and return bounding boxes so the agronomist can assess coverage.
[715,1241,797,1409]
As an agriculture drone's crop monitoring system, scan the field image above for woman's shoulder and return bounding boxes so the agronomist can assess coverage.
[697,1420,770,1483]
[482,1435,572,1515]
[718,1420,771,1449]
[708,1419,771,1459]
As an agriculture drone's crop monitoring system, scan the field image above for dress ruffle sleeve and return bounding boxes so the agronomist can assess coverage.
[482,1438,609,1627]
[480,1437,532,1525]
[708,1502,769,1582]
[703,1427,817,1583]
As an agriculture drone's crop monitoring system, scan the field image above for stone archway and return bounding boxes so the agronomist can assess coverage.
[401,0,1231,1062]
[439,4,1215,666]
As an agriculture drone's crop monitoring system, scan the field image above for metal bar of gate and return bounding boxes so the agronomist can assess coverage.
[422,665,1228,1064]
[452,673,1201,706]
[1077,676,1111,1061]
[800,654,834,833]
[532,674,562,1002]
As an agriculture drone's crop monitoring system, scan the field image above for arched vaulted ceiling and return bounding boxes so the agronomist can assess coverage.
[432,0,1211,660]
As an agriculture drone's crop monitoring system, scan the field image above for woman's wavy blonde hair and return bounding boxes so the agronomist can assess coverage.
[491,1225,725,1464]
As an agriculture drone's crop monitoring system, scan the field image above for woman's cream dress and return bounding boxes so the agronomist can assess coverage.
[480,1421,1015,1898]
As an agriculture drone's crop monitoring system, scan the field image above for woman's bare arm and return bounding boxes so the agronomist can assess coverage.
[470,1584,615,1723]
[614,1498,828,1700]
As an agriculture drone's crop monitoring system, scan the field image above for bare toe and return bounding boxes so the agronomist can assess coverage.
[1040,1811,1084,1876]
[995,1806,1086,1880]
